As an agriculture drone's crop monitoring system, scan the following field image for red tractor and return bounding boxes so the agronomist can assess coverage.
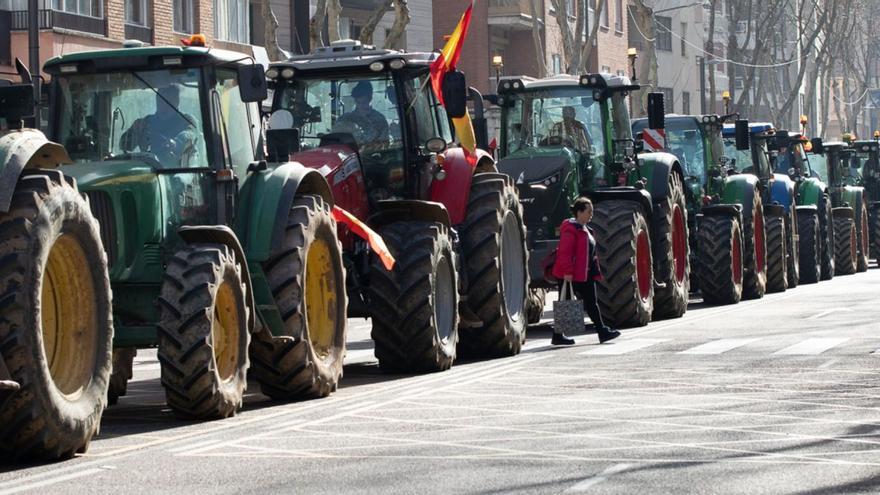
[266,40,529,372]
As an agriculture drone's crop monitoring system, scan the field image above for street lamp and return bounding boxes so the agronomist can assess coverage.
[627,48,638,82]
[492,55,503,83]
[722,90,731,114]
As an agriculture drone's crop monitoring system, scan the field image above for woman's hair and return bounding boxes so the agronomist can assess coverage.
[571,196,593,214]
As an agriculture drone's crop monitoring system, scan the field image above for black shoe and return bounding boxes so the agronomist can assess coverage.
[551,333,576,345]
[597,327,620,343]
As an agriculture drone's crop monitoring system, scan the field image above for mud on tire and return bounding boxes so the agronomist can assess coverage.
[249,195,346,400]
[525,288,547,325]
[834,215,858,276]
[459,173,528,357]
[797,211,821,284]
[652,173,689,319]
[696,214,743,305]
[370,221,458,373]
[591,200,653,328]
[158,243,250,419]
[742,192,767,299]
[0,170,113,461]
[765,214,788,293]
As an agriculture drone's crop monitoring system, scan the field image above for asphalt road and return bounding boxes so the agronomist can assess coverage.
[2,265,880,494]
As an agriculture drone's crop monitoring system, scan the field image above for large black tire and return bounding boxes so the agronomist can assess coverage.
[856,202,869,272]
[834,216,858,276]
[525,288,547,324]
[797,211,821,284]
[459,173,528,357]
[370,221,458,373]
[765,214,788,293]
[871,208,880,263]
[696,214,743,305]
[107,347,136,406]
[592,200,653,328]
[249,195,346,400]
[0,170,113,461]
[651,173,689,319]
[819,195,835,280]
[742,192,767,299]
[785,209,799,289]
[158,243,250,419]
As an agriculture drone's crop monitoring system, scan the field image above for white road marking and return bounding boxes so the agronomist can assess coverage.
[580,339,668,355]
[679,338,759,355]
[167,439,224,453]
[818,359,838,369]
[563,463,632,492]
[807,308,853,320]
[774,338,850,355]
[343,349,376,362]
[0,466,114,495]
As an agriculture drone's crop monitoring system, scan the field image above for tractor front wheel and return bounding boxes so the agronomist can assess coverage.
[856,203,869,272]
[820,195,835,280]
[370,221,458,373]
[0,170,112,461]
[765,214,788,293]
[742,192,767,299]
[696,215,743,305]
[834,215,858,276]
[592,200,653,328]
[797,211,821,284]
[871,208,880,263]
[525,288,547,324]
[652,173,689,319]
[249,195,346,400]
[107,347,137,406]
[785,209,799,289]
[158,243,250,419]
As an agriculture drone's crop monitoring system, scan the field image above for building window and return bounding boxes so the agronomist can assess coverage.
[601,65,611,74]
[682,92,690,114]
[173,0,194,33]
[600,0,609,28]
[552,54,562,75]
[656,16,672,52]
[615,0,623,31]
[565,0,574,16]
[125,0,147,26]
[52,0,101,17]
[680,22,687,56]
[214,0,250,43]
[658,87,674,113]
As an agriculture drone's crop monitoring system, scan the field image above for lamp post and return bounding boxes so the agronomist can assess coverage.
[627,47,638,82]
[492,55,503,85]
[722,90,730,115]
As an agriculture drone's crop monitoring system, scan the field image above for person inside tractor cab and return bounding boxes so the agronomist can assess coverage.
[336,80,390,150]
[120,84,200,166]
[548,105,591,152]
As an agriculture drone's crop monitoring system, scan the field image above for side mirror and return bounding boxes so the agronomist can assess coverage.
[266,128,300,162]
[237,64,268,103]
[735,119,750,151]
[810,137,824,154]
[0,84,35,128]
[442,70,468,119]
[647,93,665,129]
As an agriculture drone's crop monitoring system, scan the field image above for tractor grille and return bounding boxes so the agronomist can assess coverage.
[85,190,117,267]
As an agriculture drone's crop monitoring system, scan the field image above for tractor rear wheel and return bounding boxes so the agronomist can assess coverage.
[785,209,799,289]
[652,173,689,320]
[107,348,136,406]
[459,173,528,357]
[871,208,880,263]
[765,214,788,293]
[797,211,821,284]
[742,192,767,299]
[158,243,249,419]
[856,203,869,272]
[525,288,547,324]
[820,195,835,280]
[696,215,743,305]
[834,216,858,275]
[0,170,112,461]
[249,195,346,400]
[370,221,458,373]
[592,200,653,328]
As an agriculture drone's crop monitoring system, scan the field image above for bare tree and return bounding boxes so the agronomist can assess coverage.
[384,0,410,49]
[359,0,394,45]
[309,0,329,49]
[528,0,547,77]
[261,0,284,61]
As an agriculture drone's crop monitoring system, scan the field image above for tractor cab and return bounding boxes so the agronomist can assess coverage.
[809,141,853,189]
[771,131,825,185]
[849,140,879,188]
[722,122,775,181]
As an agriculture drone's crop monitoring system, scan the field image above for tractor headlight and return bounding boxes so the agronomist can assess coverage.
[280,68,295,79]
[369,61,385,72]
[388,58,406,70]
[266,68,279,79]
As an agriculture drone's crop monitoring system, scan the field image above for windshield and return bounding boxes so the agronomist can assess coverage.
[660,121,706,182]
[808,153,828,181]
[774,142,811,176]
[723,137,771,177]
[56,68,207,167]
[503,88,604,158]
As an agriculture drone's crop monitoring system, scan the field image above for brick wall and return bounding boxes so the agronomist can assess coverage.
[595,0,629,76]
[106,0,125,41]
[153,0,175,45]
[433,0,490,94]
[195,0,214,45]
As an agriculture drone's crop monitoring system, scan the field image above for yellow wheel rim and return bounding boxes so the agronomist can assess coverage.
[304,236,338,359]
[212,281,241,383]
[41,234,97,399]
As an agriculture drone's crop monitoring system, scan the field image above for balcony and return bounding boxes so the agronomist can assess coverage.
[489,0,539,30]
[8,9,107,37]
[125,23,152,44]
[0,10,10,66]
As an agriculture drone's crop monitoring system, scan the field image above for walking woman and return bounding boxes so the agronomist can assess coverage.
[551,197,620,345]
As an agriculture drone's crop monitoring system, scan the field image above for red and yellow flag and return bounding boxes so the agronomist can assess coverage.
[331,206,396,271]
[430,1,477,166]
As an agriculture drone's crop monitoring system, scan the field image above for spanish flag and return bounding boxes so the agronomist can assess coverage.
[430,1,477,166]
[331,206,396,270]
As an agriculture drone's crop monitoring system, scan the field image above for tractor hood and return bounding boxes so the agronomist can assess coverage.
[288,144,354,177]
[498,147,576,185]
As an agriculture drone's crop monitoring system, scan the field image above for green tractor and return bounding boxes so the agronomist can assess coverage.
[494,75,689,328]
[848,139,880,265]
[632,115,767,305]
[770,130,834,283]
[2,42,349,461]
[808,139,868,274]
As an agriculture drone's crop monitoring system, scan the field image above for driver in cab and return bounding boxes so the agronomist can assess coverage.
[549,105,591,152]
[337,80,389,150]
[120,84,198,165]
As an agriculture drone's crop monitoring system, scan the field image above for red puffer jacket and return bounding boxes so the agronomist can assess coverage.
[551,219,603,282]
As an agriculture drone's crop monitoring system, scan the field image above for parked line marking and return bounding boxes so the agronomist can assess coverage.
[580,339,668,355]
[679,338,759,355]
[774,338,849,355]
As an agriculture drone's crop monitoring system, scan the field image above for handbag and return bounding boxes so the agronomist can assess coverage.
[553,281,584,335]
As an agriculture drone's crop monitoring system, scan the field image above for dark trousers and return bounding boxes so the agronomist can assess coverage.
[558,280,606,329]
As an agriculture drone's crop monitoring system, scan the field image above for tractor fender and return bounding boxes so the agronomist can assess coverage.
[795,205,818,215]
[720,174,761,223]
[0,129,71,213]
[637,152,683,203]
[838,186,865,217]
[430,147,492,225]
[587,187,653,220]
[701,204,743,222]
[234,162,334,262]
[769,173,796,213]
[832,206,855,220]
[763,204,786,218]
[178,225,257,333]
[796,177,825,207]
[369,199,451,228]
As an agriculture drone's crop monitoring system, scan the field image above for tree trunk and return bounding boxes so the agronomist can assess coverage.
[326,0,342,43]
[384,0,410,49]
[262,0,284,61]
[309,0,328,49]
[528,0,547,78]
[707,0,718,114]
[359,0,394,45]
[579,0,607,74]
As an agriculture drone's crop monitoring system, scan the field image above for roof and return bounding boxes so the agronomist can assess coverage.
[44,46,252,69]
[271,39,436,72]
[497,73,636,94]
